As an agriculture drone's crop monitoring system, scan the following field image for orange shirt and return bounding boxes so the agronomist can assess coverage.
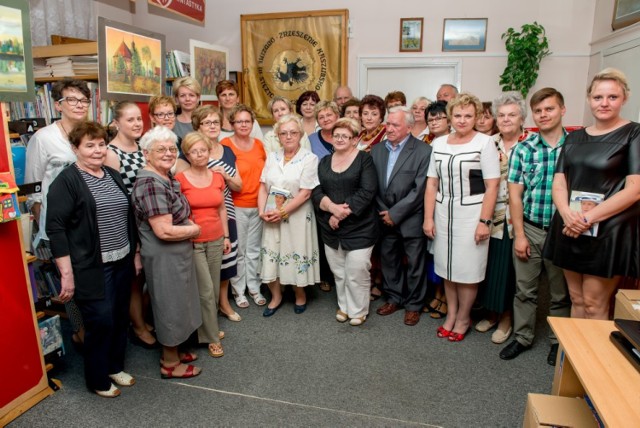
[176,171,225,242]
[220,137,266,208]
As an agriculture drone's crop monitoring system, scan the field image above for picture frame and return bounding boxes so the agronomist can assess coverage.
[399,18,424,52]
[0,0,34,103]
[442,18,488,52]
[612,0,640,30]
[189,39,228,101]
[241,9,349,124]
[98,17,166,102]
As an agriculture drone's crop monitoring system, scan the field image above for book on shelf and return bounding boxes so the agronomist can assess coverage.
[39,263,61,298]
[33,55,98,78]
[38,314,65,357]
[569,190,604,237]
[264,186,292,212]
[166,50,191,78]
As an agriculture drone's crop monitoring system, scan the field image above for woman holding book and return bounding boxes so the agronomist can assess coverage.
[259,114,320,316]
[220,105,268,309]
[172,77,201,139]
[176,132,231,358]
[312,118,378,326]
[47,121,139,397]
[104,101,156,349]
[132,126,203,379]
[215,79,263,141]
[545,68,640,320]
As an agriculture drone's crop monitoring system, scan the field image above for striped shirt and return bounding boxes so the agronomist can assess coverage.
[76,165,130,262]
[507,130,567,226]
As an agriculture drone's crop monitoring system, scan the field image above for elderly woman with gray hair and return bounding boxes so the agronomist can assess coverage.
[263,96,311,153]
[475,91,532,344]
[132,126,202,379]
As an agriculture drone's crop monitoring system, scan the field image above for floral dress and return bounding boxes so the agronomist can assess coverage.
[259,148,320,286]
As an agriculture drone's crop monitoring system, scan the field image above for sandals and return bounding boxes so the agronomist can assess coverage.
[95,383,121,398]
[109,371,135,387]
[319,281,332,292]
[234,294,250,309]
[437,326,453,338]
[429,298,448,319]
[208,342,224,358]
[179,352,198,364]
[370,287,382,301]
[249,292,267,306]
[160,360,202,379]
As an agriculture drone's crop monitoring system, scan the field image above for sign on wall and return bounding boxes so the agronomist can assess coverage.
[148,0,205,24]
[241,9,349,124]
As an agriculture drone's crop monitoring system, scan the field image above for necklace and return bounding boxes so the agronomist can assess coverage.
[58,121,70,139]
[284,146,300,162]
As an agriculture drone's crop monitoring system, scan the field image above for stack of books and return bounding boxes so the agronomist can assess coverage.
[33,55,99,78]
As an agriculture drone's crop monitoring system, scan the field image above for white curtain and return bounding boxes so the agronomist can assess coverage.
[29,0,96,46]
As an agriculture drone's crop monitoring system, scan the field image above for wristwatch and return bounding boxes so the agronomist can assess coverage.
[479,218,492,226]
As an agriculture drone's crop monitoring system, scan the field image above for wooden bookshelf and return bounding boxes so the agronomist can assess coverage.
[32,42,97,59]
[35,74,98,83]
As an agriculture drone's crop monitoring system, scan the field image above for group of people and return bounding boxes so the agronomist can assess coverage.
[24,67,639,397]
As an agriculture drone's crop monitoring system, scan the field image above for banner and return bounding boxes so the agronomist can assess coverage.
[148,0,205,24]
[241,10,349,124]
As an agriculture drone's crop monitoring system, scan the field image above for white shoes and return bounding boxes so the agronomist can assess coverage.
[95,383,121,398]
[108,371,136,387]
[336,310,348,323]
[349,315,367,326]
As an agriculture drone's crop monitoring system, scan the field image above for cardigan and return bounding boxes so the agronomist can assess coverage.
[46,164,137,300]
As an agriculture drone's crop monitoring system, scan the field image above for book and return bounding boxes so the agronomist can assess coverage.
[570,190,604,237]
[39,315,65,357]
[172,50,191,77]
[264,186,292,212]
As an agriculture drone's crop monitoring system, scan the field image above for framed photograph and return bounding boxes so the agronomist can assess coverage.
[189,39,228,101]
[241,9,349,124]
[0,0,34,102]
[442,18,488,52]
[399,18,424,52]
[98,17,166,102]
[612,0,640,30]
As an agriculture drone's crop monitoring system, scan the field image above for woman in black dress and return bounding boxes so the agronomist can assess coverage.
[545,68,640,320]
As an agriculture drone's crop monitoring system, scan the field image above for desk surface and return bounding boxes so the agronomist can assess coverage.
[548,317,640,427]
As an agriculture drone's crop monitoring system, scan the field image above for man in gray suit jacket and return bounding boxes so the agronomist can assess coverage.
[370,106,432,326]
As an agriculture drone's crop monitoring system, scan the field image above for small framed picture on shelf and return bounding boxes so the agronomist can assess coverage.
[190,39,228,101]
[399,18,424,52]
[442,18,488,52]
[0,0,35,102]
[98,17,166,101]
[612,0,640,30]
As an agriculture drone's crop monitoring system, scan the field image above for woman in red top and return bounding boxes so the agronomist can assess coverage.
[220,105,268,309]
[176,132,231,358]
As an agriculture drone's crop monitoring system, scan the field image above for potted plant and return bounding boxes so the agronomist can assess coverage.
[499,22,551,98]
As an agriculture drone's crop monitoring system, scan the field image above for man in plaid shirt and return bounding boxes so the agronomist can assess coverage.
[499,88,571,365]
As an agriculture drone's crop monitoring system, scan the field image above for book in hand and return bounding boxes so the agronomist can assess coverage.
[570,190,604,237]
[264,186,292,212]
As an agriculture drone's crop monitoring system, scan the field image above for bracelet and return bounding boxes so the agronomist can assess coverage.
[279,207,289,220]
[224,236,230,239]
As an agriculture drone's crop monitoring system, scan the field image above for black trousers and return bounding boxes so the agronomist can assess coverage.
[76,256,133,391]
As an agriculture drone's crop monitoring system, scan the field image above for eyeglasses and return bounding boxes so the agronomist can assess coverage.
[427,116,447,124]
[58,97,91,107]
[233,120,252,125]
[497,112,520,120]
[188,149,209,156]
[278,131,300,138]
[153,112,175,119]
[151,146,178,154]
[332,134,351,141]
[201,120,221,127]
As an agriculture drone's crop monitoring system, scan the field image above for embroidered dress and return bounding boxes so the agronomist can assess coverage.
[259,148,320,286]
[427,133,501,283]
[108,144,146,194]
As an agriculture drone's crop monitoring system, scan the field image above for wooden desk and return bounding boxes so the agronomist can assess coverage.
[548,317,640,427]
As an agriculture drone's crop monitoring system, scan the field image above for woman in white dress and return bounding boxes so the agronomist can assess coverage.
[423,93,500,342]
[258,114,320,317]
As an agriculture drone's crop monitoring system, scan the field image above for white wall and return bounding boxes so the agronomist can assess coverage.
[92,0,599,125]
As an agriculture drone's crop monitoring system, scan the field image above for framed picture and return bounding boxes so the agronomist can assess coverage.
[0,0,34,102]
[612,0,640,30]
[189,39,228,101]
[399,18,424,52]
[98,17,166,102]
[241,9,349,124]
[442,18,488,52]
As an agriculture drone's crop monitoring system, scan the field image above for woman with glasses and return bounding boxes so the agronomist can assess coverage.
[312,118,378,325]
[410,97,432,141]
[25,78,91,349]
[216,80,264,141]
[263,96,311,153]
[132,126,203,379]
[259,114,320,316]
[104,101,156,349]
[172,77,201,139]
[176,105,243,322]
[221,105,268,309]
[176,132,231,357]
[148,95,180,152]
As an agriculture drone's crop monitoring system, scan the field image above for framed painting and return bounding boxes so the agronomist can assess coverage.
[0,0,34,102]
[98,17,166,102]
[189,39,228,101]
[400,18,424,52]
[442,18,488,52]
[241,9,349,124]
[612,0,640,30]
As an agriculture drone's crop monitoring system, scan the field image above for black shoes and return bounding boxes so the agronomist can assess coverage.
[547,343,559,366]
[499,340,531,360]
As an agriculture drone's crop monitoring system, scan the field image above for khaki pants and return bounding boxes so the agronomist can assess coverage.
[193,238,224,344]
[325,244,374,319]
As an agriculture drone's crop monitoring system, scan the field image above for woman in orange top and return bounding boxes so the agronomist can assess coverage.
[220,105,268,309]
[176,132,230,358]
